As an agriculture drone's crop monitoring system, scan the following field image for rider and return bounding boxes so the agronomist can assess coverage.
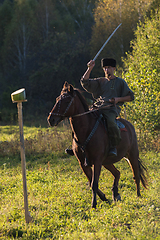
[66,58,134,157]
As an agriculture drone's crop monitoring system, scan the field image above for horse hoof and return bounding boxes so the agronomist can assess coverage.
[104,197,110,203]
[113,194,121,202]
[91,205,97,209]
[100,194,109,203]
[116,194,121,201]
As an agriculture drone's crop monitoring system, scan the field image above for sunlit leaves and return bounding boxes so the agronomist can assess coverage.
[124,10,160,136]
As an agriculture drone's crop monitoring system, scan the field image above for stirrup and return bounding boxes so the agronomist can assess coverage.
[65,148,74,156]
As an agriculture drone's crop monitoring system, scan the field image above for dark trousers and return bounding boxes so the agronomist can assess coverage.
[102,109,121,146]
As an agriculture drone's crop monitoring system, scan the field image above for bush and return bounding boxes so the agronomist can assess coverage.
[123,10,160,140]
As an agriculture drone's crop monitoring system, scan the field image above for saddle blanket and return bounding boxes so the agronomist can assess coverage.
[115,119,127,132]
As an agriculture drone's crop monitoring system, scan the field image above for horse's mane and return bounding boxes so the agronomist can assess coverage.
[61,83,89,112]
[74,89,89,112]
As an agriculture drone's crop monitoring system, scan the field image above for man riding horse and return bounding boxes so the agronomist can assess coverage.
[66,58,134,157]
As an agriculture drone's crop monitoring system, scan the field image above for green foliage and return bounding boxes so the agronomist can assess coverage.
[0,0,159,122]
[2,0,38,77]
[146,0,160,18]
[0,126,160,239]
[90,0,153,74]
[0,0,12,53]
[123,11,160,135]
[0,0,95,119]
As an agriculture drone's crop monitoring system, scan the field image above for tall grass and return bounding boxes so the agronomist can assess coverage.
[0,122,72,158]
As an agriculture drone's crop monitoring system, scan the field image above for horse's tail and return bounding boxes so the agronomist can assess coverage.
[138,158,148,189]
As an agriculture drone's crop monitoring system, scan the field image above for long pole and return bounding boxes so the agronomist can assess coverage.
[93,23,122,61]
[17,102,32,223]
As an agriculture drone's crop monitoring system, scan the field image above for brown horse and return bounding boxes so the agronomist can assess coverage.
[47,82,148,208]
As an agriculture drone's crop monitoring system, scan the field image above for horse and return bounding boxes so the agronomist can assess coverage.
[47,81,148,208]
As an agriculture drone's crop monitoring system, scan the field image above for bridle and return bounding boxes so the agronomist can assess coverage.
[49,93,74,118]
[49,92,113,119]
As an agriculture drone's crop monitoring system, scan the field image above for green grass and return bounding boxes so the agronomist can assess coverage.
[0,125,160,239]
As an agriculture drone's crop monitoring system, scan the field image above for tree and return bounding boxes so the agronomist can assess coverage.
[0,0,13,68]
[146,0,160,18]
[57,0,95,30]
[0,0,96,119]
[27,0,96,113]
[123,10,160,135]
[35,0,61,41]
[2,0,38,82]
[90,0,153,75]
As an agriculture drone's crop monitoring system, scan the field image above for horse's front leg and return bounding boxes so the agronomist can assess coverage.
[78,161,108,202]
[91,162,102,208]
[75,146,108,204]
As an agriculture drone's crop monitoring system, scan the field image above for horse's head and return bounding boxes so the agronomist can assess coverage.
[47,81,75,126]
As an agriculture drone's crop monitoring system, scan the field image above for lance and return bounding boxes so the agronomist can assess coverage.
[93,23,122,61]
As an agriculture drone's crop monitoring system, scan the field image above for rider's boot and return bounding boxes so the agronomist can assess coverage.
[108,146,117,157]
[108,140,117,157]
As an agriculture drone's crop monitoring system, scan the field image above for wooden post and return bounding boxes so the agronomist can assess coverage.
[17,102,32,223]
[11,89,32,223]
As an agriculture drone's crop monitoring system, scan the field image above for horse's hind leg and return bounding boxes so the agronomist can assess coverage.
[103,163,121,201]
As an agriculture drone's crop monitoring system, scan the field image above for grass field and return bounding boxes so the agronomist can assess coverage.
[0,125,160,239]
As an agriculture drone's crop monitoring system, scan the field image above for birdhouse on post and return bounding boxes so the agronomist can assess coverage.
[11,88,32,223]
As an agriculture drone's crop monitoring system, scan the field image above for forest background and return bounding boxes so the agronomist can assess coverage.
[0,0,159,146]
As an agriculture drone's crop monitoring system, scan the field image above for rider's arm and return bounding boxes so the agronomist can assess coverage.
[110,95,132,104]
[82,60,95,80]
[80,60,101,97]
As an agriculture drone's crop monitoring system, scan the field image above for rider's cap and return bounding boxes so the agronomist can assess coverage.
[101,58,116,68]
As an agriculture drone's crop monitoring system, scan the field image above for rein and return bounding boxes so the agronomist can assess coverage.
[49,90,114,119]
[72,104,113,117]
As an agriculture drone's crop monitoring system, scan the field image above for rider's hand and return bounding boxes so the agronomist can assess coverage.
[109,97,119,104]
[87,60,95,69]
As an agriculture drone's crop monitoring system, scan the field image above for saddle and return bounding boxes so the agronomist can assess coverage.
[92,108,127,132]
[99,113,127,132]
